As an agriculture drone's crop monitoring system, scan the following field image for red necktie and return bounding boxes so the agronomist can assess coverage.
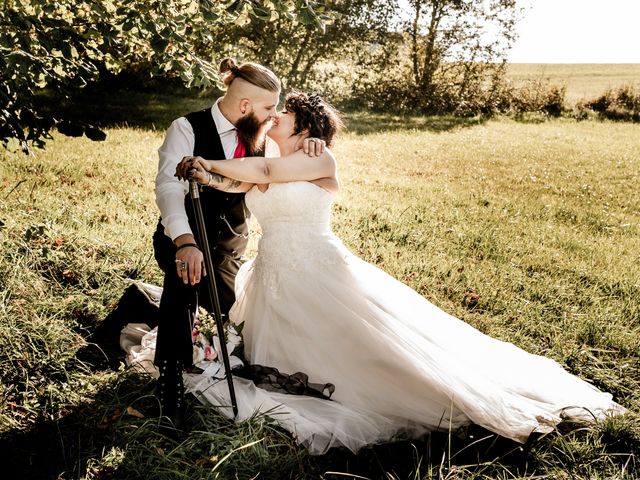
[233,135,246,158]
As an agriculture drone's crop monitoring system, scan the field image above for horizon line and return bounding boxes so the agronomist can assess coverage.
[507,61,640,65]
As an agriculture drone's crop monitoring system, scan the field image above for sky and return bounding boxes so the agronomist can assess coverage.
[509,0,640,63]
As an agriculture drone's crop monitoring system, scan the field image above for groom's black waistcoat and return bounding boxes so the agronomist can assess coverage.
[181,108,249,258]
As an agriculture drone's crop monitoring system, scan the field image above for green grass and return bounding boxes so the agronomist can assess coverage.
[1,99,639,478]
[506,64,640,104]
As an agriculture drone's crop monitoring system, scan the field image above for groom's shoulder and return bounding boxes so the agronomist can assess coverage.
[183,107,213,122]
[181,107,217,132]
[164,106,212,137]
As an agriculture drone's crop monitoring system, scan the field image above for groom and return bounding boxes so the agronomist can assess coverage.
[153,59,323,426]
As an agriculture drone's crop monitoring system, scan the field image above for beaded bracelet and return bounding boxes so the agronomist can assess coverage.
[175,242,199,252]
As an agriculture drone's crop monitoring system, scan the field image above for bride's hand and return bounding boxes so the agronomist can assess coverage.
[176,156,210,184]
[302,138,325,157]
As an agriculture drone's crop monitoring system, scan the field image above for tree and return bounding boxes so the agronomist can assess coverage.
[192,0,521,114]
[190,1,399,95]
[0,0,333,153]
[404,0,520,113]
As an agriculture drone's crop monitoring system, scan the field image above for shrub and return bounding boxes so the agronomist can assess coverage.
[339,64,567,118]
[578,85,640,122]
[508,81,566,117]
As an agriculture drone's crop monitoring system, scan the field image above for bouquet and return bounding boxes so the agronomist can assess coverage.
[191,307,243,365]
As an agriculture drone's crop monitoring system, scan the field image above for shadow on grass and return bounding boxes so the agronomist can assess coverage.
[37,86,215,132]
[36,83,488,136]
[0,326,532,480]
[314,426,529,479]
[0,368,159,480]
[0,360,531,480]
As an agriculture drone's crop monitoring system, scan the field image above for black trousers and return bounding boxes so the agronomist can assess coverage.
[152,223,243,366]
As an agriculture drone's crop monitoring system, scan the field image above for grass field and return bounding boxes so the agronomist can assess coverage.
[506,64,640,104]
[1,89,639,478]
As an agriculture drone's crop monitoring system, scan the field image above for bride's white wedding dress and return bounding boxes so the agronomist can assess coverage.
[126,181,625,455]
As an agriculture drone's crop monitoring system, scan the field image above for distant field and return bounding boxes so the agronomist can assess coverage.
[506,63,640,104]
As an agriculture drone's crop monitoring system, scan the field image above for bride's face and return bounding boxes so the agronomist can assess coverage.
[267,109,296,143]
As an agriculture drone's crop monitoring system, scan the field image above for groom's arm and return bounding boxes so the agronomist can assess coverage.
[182,166,254,193]
[175,141,280,192]
[156,118,195,240]
[175,135,282,191]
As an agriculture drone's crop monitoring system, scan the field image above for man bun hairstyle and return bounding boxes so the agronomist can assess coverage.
[284,91,344,147]
[219,57,280,93]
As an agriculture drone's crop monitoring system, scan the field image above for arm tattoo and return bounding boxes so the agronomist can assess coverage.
[228,179,243,189]
[206,172,243,192]
[208,172,225,185]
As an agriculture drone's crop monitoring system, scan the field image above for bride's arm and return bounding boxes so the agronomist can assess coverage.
[202,149,336,184]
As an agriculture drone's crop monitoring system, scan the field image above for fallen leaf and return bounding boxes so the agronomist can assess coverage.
[126,406,145,418]
[462,290,480,309]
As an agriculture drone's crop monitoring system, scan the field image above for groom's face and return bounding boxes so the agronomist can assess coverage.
[235,90,279,154]
[241,90,280,126]
[235,110,268,145]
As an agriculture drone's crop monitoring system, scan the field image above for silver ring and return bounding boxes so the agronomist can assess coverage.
[175,260,188,271]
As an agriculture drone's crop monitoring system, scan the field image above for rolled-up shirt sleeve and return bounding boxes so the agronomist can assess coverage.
[155,118,195,241]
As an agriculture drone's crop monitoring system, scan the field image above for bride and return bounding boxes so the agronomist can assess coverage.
[168,92,626,454]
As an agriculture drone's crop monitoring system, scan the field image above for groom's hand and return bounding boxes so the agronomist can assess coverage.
[302,138,325,156]
[174,234,206,285]
[176,156,208,184]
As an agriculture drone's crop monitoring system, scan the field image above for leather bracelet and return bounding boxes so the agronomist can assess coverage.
[175,242,199,252]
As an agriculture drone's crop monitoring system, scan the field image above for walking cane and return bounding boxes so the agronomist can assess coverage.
[188,176,239,417]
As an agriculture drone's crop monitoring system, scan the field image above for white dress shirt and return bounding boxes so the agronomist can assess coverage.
[155,98,239,241]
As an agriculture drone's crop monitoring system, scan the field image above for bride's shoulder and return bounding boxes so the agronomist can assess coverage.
[320,147,337,166]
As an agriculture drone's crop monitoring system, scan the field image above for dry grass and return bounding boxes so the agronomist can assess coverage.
[506,63,640,104]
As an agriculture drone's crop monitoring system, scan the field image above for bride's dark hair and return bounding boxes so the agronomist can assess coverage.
[284,91,344,147]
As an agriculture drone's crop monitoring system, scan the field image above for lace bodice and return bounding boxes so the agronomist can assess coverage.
[244,182,350,297]
[245,181,333,236]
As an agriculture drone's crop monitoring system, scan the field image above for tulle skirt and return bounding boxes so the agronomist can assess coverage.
[223,237,625,452]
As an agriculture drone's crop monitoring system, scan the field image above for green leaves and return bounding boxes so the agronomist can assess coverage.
[251,5,273,21]
[151,35,169,54]
[56,120,107,142]
[2,0,332,153]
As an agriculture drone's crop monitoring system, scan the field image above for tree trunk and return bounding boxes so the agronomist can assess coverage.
[287,26,313,87]
[410,0,422,86]
[420,0,443,94]
[297,53,317,89]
